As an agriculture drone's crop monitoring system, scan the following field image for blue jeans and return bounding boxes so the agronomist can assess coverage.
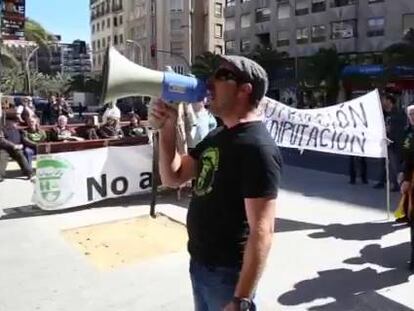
[24,147,36,169]
[189,259,256,311]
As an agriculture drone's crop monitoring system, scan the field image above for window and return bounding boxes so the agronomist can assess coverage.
[114,34,118,45]
[92,24,95,34]
[97,22,100,32]
[331,19,357,39]
[107,36,111,45]
[312,0,326,13]
[215,24,223,38]
[92,41,96,51]
[225,40,236,53]
[97,40,101,49]
[93,56,96,67]
[367,17,385,37]
[107,18,110,27]
[296,0,309,16]
[101,20,105,30]
[278,4,290,19]
[241,14,250,28]
[170,0,183,11]
[119,15,123,25]
[330,0,356,8]
[311,25,326,42]
[226,0,235,7]
[296,27,309,44]
[102,37,106,47]
[119,34,124,44]
[114,16,118,27]
[225,17,235,31]
[215,2,223,17]
[255,7,271,23]
[98,54,101,66]
[403,14,414,35]
[215,45,223,54]
[368,0,384,3]
[277,30,290,46]
[240,39,251,53]
[171,18,181,31]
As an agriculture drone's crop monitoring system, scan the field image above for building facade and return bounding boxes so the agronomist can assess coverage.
[90,0,126,72]
[90,0,225,73]
[224,0,414,57]
[37,40,92,76]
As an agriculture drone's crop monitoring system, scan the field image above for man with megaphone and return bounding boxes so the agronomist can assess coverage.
[151,55,282,311]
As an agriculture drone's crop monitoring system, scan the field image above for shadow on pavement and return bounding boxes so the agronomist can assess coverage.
[0,188,190,221]
[280,165,401,211]
[275,218,323,233]
[308,222,408,241]
[278,242,413,309]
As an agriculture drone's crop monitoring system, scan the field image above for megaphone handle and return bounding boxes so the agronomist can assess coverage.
[150,131,159,218]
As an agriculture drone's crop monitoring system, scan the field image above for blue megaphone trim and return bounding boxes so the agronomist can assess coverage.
[162,72,207,103]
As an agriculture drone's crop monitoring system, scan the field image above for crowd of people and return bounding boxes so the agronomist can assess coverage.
[0,93,218,184]
[0,95,148,183]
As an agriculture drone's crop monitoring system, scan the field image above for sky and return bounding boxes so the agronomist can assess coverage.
[26,0,90,43]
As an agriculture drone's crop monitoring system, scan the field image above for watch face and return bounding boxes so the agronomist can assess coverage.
[240,299,251,311]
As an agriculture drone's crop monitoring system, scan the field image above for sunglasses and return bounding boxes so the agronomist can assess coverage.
[214,68,245,84]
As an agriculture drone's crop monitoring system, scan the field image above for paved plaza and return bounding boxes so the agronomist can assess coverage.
[0,165,413,311]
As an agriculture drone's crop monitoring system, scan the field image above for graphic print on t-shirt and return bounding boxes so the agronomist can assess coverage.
[194,147,219,197]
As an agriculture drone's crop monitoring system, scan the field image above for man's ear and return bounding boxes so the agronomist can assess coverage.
[239,83,253,98]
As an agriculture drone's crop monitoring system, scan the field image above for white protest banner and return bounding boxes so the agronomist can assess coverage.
[257,90,387,158]
[32,144,153,210]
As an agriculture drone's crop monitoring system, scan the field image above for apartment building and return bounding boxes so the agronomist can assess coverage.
[223,0,414,57]
[37,40,92,76]
[90,0,126,72]
[90,0,225,73]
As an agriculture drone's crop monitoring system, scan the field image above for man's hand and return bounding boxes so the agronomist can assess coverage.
[401,181,411,194]
[149,99,178,130]
[13,144,23,150]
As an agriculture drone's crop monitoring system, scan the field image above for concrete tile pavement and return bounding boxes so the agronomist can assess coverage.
[0,166,413,310]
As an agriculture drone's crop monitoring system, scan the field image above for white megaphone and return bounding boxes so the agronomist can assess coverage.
[101,47,207,105]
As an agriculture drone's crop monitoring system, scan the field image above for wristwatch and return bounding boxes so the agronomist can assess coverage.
[232,297,252,311]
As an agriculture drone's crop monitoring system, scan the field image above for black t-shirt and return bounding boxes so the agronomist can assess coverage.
[188,121,282,268]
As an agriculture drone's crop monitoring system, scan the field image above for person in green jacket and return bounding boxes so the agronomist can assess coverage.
[22,117,47,168]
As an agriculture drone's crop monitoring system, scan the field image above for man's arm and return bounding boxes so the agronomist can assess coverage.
[234,197,276,299]
[153,100,197,187]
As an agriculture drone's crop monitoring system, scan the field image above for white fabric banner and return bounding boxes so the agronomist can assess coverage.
[257,90,387,158]
[32,144,153,210]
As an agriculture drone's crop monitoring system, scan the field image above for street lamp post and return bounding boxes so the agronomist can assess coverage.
[25,46,40,95]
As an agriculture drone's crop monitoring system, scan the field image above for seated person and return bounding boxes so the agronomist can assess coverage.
[0,119,33,182]
[123,114,147,137]
[98,115,123,139]
[22,117,48,168]
[50,115,84,142]
[16,96,36,125]
[77,116,100,140]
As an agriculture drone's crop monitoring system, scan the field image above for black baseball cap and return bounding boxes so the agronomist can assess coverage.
[217,55,269,102]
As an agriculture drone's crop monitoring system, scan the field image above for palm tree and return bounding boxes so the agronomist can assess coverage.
[384,28,414,67]
[305,46,344,104]
[247,44,289,75]
[191,52,222,80]
[0,18,54,94]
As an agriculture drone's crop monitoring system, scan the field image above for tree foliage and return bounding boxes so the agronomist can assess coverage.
[384,28,414,67]
[247,45,289,75]
[304,46,344,104]
[191,52,222,80]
